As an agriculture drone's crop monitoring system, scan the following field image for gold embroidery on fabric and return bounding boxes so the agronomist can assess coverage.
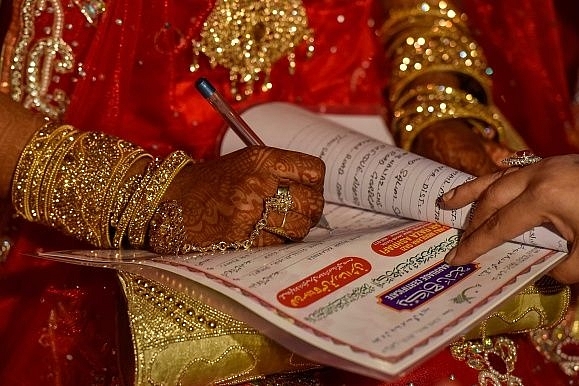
[530,299,579,377]
[451,336,522,386]
[11,0,75,119]
[451,278,570,385]
[191,0,314,100]
[118,271,318,385]
[464,277,570,340]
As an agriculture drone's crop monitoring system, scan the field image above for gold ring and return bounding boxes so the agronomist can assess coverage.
[501,150,542,167]
[266,184,294,214]
[263,184,295,240]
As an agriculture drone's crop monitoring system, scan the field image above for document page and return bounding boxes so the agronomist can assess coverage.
[40,203,567,380]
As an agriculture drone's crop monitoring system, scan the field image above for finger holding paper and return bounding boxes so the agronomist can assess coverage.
[440,155,579,283]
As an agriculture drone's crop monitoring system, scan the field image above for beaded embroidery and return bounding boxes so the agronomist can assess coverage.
[451,336,522,386]
[10,0,75,119]
[191,0,314,100]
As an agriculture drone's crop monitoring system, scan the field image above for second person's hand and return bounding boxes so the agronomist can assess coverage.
[439,154,579,284]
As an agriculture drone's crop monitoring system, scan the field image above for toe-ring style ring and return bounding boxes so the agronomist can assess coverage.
[501,149,542,167]
[264,184,295,239]
[267,185,294,216]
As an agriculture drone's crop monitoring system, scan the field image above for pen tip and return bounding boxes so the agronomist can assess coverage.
[195,77,215,98]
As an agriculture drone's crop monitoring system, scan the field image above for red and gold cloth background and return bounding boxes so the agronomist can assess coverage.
[1,0,578,384]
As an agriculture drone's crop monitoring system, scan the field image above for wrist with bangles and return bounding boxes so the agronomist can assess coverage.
[381,0,519,152]
[391,84,506,150]
[11,120,296,255]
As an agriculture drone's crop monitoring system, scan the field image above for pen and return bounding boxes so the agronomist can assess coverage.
[195,77,332,231]
[195,78,265,146]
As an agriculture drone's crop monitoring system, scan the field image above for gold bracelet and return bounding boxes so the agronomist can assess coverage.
[13,124,155,248]
[392,87,507,150]
[388,30,491,104]
[38,128,83,224]
[30,126,79,222]
[110,174,143,231]
[101,149,152,246]
[149,195,269,255]
[384,22,465,57]
[126,150,193,249]
[46,132,153,247]
[381,1,469,57]
[112,160,159,249]
[381,0,467,40]
[11,121,75,221]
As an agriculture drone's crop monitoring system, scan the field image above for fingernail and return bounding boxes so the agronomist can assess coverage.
[441,189,455,203]
[444,248,457,265]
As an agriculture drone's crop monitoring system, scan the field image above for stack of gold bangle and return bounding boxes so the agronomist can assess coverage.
[381,0,514,150]
[125,151,193,249]
[11,121,194,250]
[392,84,506,150]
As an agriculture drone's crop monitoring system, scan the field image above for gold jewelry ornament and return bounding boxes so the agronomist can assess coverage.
[11,122,152,248]
[392,85,508,150]
[388,28,491,104]
[381,0,491,103]
[450,336,522,385]
[149,183,296,255]
[529,300,579,377]
[263,184,295,239]
[190,0,314,100]
[126,151,193,249]
[381,0,529,152]
[268,185,294,215]
[501,150,542,167]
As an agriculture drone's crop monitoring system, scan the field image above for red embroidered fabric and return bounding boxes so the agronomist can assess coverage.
[1,0,578,384]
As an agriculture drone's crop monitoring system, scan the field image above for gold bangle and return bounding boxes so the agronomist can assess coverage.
[39,128,83,224]
[46,132,153,247]
[13,124,155,248]
[113,160,159,249]
[101,149,152,246]
[388,30,491,104]
[393,87,507,150]
[381,0,467,40]
[30,126,79,222]
[127,150,193,249]
[11,121,75,221]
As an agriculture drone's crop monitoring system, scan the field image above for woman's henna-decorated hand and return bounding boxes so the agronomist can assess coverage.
[162,146,325,247]
[411,120,514,177]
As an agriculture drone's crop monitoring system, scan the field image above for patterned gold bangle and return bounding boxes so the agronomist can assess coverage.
[45,132,154,247]
[29,126,79,222]
[101,149,152,246]
[12,123,155,248]
[38,128,83,223]
[384,20,466,58]
[11,121,75,221]
[392,86,507,150]
[388,30,491,104]
[110,174,143,230]
[112,160,159,249]
[381,0,467,40]
[126,150,193,249]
